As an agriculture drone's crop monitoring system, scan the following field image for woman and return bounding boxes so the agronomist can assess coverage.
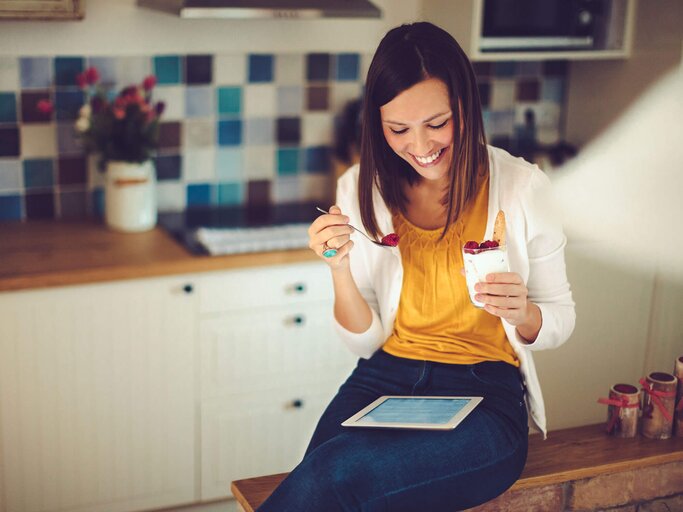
[258,22,575,511]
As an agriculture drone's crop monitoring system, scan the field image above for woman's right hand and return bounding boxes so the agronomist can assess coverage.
[308,205,355,270]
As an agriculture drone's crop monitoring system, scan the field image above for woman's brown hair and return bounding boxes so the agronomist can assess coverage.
[358,22,488,240]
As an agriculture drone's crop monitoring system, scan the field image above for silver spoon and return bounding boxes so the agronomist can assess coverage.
[315,207,395,247]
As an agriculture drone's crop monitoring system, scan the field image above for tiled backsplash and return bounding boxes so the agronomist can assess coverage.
[0,54,566,222]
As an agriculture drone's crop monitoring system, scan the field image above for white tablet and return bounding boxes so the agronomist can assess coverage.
[341,395,483,430]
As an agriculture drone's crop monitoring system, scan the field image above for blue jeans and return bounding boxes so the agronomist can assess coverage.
[257,349,528,512]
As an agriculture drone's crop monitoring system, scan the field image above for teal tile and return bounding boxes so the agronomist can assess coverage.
[0,92,17,123]
[277,148,299,175]
[23,159,54,189]
[54,56,84,87]
[154,55,182,85]
[217,87,241,115]
[217,182,243,205]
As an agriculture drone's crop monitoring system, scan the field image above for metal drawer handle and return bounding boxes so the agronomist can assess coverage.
[287,282,307,294]
[287,399,304,409]
[286,315,306,326]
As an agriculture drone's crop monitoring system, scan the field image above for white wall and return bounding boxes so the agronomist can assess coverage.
[0,0,421,56]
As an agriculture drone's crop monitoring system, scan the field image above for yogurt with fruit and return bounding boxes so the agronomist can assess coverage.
[462,240,509,308]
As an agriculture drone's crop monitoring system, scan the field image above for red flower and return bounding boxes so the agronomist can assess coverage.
[120,86,137,98]
[84,66,100,85]
[76,72,87,89]
[36,99,53,115]
[154,101,166,116]
[142,75,157,91]
[113,108,125,120]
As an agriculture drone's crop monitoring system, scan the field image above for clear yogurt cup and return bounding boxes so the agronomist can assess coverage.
[462,244,509,308]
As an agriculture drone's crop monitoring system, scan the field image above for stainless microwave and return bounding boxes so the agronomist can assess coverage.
[479,0,623,52]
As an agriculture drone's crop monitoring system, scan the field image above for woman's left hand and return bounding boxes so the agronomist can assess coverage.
[474,272,533,327]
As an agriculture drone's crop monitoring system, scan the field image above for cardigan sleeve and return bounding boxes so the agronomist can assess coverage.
[331,167,387,359]
[513,168,576,351]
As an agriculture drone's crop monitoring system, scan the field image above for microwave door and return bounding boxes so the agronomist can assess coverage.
[480,0,597,51]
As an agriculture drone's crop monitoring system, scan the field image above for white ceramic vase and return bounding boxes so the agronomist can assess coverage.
[105,160,157,232]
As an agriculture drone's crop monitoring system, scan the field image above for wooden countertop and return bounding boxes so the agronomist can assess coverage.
[0,220,317,292]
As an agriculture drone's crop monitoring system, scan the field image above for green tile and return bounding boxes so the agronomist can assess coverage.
[0,92,17,123]
[217,87,241,115]
[217,182,243,205]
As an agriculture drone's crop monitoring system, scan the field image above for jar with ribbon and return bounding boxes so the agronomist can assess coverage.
[597,383,640,437]
[674,356,683,437]
[640,372,677,439]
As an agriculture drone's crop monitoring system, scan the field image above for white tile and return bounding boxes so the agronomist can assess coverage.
[244,146,275,181]
[272,175,304,203]
[360,53,374,83]
[116,56,152,88]
[0,160,22,191]
[490,79,516,110]
[275,54,304,85]
[156,181,187,212]
[183,147,216,182]
[330,82,363,113]
[0,57,19,89]
[243,84,277,117]
[301,112,334,146]
[214,54,246,85]
[183,119,215,148]
[87,155,106,189]
[215,147,243,182]
[153,86,185,120]
[20,125,57,158]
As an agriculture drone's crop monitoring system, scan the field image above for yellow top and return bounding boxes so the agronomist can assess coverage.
[382,175,520,367]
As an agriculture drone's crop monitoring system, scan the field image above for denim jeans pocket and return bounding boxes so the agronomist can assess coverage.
[470,362,525,398]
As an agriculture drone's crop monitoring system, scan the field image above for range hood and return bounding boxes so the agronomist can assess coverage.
[137,0,381,19]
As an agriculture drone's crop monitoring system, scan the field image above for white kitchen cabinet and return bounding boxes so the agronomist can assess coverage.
[196,262,358,501]
[421,0,636,61]
[0,0,84,19]
[0,275,197,512]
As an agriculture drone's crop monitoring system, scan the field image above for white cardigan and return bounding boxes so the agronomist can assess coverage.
[333,145,575,437]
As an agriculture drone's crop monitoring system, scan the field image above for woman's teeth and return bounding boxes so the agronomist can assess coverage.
[414,148,444,165]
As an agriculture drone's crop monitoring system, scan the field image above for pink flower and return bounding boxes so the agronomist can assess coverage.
[76,72,87,89]
[84,66,100,85]
[36,99,54,115]
[120,86,137,98]
[113,108,125,120]
[142,75,157,91]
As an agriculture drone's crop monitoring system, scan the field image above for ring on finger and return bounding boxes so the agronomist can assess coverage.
[322,241,338,258]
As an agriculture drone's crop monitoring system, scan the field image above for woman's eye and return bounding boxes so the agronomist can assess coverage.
[390,128,408,135]
[429,120,449,130]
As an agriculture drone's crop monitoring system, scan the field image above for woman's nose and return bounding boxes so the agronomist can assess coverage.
[410,130,433,156]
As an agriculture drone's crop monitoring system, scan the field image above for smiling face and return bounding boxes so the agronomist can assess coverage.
[380,78,455,184]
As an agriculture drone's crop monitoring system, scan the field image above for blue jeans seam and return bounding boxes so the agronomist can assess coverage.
[410,361,428,395]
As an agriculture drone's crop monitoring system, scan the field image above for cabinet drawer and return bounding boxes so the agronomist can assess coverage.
[200,302,358,398]
[198,262,333,314]
[200,381,343,500]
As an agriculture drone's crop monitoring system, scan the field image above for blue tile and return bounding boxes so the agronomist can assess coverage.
[541,78,565,102]
[248,54,274,83]
[336,53,359,81]
[23,159,54,189]
[186,55,212,85]
[55,90,85,121]
[277,148,300,176]
[304,146,331,173]
[0,92,17,123]
[154,154,182,181]
[217,119,242,146]
[185,86,213,118]
[493,61,516,77]
[217,182,243,205]
[57,123,84,154]
[0,194,22,221]
[20,57,52,88]
[216,148,243,181]
[187,183,212,206]
[54,56,84,87]
[91,188,104,218]
[88,57,117,85]
[154,55,182,85]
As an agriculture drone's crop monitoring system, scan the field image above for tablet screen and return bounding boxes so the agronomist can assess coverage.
[359,398,471,424]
